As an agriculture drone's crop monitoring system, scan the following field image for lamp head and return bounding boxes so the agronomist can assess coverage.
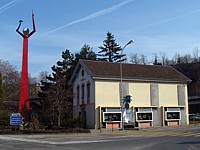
[127,40,134,45]
[122,40,134,50]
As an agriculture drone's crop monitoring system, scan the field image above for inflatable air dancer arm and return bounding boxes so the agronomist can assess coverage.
[16,10,36,113]
[16,20,24,37]
[29,10,36,37]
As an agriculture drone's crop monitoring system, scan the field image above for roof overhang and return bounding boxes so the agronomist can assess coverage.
[93,76,191,84]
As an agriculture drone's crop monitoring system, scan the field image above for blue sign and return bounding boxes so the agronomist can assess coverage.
[10,114,23,125]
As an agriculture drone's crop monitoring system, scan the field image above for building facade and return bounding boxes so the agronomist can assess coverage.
[69,60,191,129]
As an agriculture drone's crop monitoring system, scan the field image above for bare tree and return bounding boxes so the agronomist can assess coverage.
[193,47,199,62]
[38,71,49,83]
[152,53,161,65]
[172,53,181,64]
[159,52,166,65]
[165,57,173,66]
[140,54,148,65]
[183,54,192,63]
[130,53,140,64]
[0,59,20,101]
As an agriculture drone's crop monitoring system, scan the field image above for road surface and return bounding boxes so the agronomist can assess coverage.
[0,125,200,150]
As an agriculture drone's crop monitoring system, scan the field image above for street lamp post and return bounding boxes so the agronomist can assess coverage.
[120,40,134,131]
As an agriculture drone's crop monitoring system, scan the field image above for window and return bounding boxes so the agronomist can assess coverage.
[87,82,90,103]
[103,112,122,122]
[81,69,84,77]
[77,85,80,105]
[136,112,153,122]
[165,111,180,120]
[81,83,85,100]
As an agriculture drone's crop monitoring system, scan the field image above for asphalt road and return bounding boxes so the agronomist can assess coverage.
[0,125,200,150]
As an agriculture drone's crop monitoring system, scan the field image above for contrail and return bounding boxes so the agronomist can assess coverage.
[0,0,23,13]
[135,8,200,31]
[38,0,135,37]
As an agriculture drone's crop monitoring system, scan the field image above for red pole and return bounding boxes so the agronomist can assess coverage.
[19,35,30,112]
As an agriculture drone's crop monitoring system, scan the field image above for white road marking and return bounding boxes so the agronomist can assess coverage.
[0,136,138,145]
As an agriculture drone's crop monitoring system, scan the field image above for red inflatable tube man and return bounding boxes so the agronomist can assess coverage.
[16,10,36,113]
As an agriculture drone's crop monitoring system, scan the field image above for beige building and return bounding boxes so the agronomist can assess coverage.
[69,60,191,129]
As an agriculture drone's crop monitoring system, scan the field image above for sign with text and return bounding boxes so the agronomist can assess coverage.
[10,113,23,125]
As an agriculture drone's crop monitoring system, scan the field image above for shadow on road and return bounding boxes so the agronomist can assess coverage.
[178,141,200,145]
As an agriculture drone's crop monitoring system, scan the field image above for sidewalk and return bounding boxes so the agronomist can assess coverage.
[90,123,200,135]
[0,124,199,145]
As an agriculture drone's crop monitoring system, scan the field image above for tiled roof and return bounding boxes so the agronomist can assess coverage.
[81,60,191,83]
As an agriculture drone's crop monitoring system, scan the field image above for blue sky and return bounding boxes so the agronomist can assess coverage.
[1,0,200,77]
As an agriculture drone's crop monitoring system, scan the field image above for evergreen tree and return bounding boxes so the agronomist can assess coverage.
[38,80,54,123]
[75,44,96,61]
[38,46,97,127]
[38,49,74,127]
[98,32,125,62]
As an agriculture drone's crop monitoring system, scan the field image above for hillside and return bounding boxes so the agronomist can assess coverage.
[173,62,200,96]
